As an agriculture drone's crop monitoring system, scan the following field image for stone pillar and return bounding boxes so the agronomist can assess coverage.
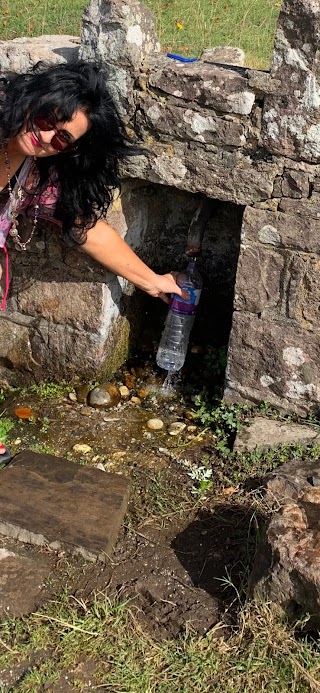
[80,0,160,119]
[262,0,320,162]
[224,0,320,414]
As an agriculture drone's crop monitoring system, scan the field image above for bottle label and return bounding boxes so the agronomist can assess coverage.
[171,287,201,315]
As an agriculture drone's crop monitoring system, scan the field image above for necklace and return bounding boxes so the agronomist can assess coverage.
[4,149,40,251]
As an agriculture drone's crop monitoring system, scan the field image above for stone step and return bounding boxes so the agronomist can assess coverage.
[0,451,131,562]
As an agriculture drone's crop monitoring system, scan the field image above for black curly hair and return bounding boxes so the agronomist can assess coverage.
[0,60,132,244]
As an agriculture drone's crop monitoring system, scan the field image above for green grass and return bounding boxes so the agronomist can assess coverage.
[0,416,14,445]
[0,0,281,69]
[0,594,319,691]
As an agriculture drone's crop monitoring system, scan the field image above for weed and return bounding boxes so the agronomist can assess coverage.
[19,381,70,401]
[193,392,250,455]
[29,443,57,456]
[39,417,51,434]
[0,417,14,445]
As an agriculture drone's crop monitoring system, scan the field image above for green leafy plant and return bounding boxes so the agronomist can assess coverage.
[20,381,70,401]
[0,417,14,445]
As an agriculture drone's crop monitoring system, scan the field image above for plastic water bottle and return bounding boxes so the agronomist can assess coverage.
[156,259,203,372]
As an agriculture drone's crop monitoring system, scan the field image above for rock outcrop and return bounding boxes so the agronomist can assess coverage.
[250,458,320,629]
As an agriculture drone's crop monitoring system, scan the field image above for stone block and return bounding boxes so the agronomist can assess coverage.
[0,451,131,562]
[235,242,320,328]
[234,244,284,315]
[0,548,53,617]
[233,416,320,453]
[225,313,320,413]
[0,318,34,371]
[0,35,79,73]
[281,170,310,198]
[136,93,248,147]
[262,0,320,162]
[80,0,160,118]
[200,46,245,66]
[279,193,320,218]
[17,280,108,332]
[145,55,256,116]
[124,148,278,204]
[242,206,320,253]
[28,304,127,380]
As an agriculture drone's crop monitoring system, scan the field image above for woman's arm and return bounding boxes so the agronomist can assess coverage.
[82,220,185,302]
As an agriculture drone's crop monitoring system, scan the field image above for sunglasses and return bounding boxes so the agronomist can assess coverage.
[33,114,76,152]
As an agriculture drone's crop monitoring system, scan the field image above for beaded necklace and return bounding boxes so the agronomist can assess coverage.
[4,149,40,251]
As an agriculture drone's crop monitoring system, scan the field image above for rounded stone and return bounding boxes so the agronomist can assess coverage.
[146,418,164,431]
[119,385,130,398]
[80,406,92,417]
[168,422,187,436]
[72,443,92,454]
[89,384,120,409]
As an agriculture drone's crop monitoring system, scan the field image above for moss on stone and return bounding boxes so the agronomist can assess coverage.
[98,316,131,380]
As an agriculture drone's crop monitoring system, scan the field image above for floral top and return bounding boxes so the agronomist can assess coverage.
[0,156,61,248]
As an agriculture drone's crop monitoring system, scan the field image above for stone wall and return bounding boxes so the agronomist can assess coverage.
[1,0,320,413]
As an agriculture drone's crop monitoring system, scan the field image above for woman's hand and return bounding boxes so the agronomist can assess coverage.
[143,272,187,303]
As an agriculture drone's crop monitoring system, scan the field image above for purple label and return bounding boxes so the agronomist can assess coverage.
[171,288,201,315]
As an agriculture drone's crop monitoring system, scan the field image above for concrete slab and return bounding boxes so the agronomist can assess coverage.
[0,451,131,562]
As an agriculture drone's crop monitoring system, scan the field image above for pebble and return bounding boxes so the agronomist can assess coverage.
[80,406,92,417]
[119,385,130,398]
[146,418,164,431]
[112,451,126,458]
[131,396,141,405]
[68,392,77,403]
[137,388,148,399]
[89,383,120,409]
[72,443,92,455]
[183,410,197,421]
[168,422,187,436]
[96,462,106,472]
[124,372,136,389]
[187,425,197,433]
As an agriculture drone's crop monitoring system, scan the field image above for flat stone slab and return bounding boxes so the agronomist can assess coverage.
[233,416,320,452]
[0,547,53,617]
[0,451,130,562]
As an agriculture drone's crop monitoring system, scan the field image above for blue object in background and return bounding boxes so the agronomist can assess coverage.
[167,53,198,63]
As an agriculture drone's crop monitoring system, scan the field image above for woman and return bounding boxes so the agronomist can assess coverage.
[0,59,185,460]
[0,59,183,299]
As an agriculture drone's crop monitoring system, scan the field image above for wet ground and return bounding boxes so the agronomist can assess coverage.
[0,352,264,676]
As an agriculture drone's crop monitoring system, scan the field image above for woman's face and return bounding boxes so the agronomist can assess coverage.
[12,109,91,158]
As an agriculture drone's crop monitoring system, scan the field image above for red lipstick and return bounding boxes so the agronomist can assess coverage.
[30,133,42,148]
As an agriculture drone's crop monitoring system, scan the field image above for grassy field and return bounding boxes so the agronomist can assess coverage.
[0,0,281,68]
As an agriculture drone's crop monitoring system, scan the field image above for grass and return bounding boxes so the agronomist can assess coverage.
[0,593,319,691]
[0,385,320,689]
[0,0,281,69]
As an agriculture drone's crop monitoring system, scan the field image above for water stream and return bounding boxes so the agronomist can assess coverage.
[161,371,178,395]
